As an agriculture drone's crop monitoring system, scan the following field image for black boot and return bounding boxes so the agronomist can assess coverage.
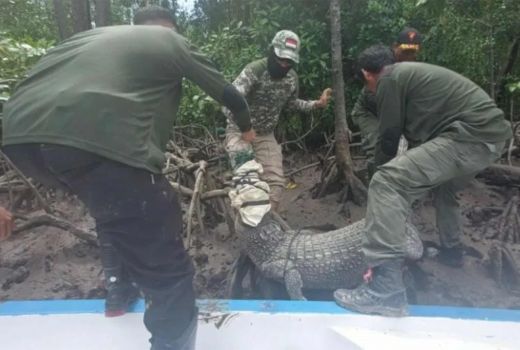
[334,259,407,317]
[105,280,140,317]
[151,308,198,350]
[437,245,464,268]
[100,237,139,317]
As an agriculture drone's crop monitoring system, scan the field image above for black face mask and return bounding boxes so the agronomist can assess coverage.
[267,51,292,79]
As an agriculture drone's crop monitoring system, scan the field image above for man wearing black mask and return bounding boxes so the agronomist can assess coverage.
[224,30,331,211]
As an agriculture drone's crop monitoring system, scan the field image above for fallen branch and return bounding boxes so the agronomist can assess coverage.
[167,141,190,162]
[173,123,217,144]
[0,185,30,193]
[169,181,229,200]
[186,161,207,248]
[0,151,53,213]
[281,113,319,147]
[201,189,229,200]
[478,164,520,186]
[287,156,335,177]
[13,213,97,245]
[170,182,195,197]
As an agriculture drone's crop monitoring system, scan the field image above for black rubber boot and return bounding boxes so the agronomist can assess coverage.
[100,238,139,317]
[105,281,140,317]
[437,245,464,268]
[334,259,408,317]
[151,308,198,350]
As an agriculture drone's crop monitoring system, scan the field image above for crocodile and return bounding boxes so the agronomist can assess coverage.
[235,213,423,300]
[227,159,423,300]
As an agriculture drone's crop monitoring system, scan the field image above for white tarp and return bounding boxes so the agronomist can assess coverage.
[228,160,271,227]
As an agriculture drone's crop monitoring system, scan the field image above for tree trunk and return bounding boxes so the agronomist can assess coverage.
[53,0,72,41]
[71,0,92,35]
[496,37,520,102]
[93,0,112,27]
[328,0,367,205]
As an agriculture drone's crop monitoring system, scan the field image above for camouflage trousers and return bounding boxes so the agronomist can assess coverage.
[225,131,285,208]
[363,137,504,266]
[352,111,379,161]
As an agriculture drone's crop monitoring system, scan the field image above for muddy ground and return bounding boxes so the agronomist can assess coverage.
[1,154,520,310]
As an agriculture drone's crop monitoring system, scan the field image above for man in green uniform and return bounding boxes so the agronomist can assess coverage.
[2,7,252,350]
[352,28,467,267]
[334,45,511,317]
[224,30,331,211]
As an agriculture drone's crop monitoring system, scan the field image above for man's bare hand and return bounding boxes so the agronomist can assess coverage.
[241,129,256,142]
[314,88,332,108]
[0,207,13,241]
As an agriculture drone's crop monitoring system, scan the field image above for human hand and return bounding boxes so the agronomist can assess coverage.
[241,129,256,142]
[314,88,332,108]
[0,207,13,241]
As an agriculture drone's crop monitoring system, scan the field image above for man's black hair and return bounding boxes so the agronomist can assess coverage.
[134,5,177,27]
[357,44,395,76]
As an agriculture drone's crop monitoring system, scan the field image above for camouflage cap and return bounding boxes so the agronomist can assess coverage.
[271,30,300,64]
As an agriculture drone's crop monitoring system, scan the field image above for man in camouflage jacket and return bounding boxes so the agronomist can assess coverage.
[224,30,331,211]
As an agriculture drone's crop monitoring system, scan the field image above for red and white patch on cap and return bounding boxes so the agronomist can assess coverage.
[285,38,298,49]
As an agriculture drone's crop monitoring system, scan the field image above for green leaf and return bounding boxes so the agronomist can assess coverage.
[507,82,520,93]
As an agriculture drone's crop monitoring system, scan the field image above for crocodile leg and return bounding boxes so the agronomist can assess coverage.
[227,252,254,298]
[284,268,306,301]
[260,260,286,280]
[260,259,306,300]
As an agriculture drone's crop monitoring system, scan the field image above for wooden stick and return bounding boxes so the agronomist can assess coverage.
[1,160,14,210]
[201,188,229,200]
[286,156,335,177]
[0,151,52,213]
[186,161,207,248]
[13,213,97,245]
[221,198,236,241]
[478,164,520,185]
[169,181,229,200]
[281,113,318,147]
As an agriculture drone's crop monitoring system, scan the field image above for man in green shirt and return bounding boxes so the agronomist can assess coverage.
[2,7,252,350]
[334,45,511,317]
[352,29,468,267]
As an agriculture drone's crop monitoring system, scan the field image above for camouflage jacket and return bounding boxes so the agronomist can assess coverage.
[225,58,316,135]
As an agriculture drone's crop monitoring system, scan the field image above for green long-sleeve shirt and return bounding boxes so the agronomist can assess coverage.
[374,62,511,166]
[3,25,251,173]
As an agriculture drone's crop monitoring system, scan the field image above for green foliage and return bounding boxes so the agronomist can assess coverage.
[2,0,520,142]
[0,34,50,89]
[508,82,520,94]
[412,0,520,87]
[0,0,57,42]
